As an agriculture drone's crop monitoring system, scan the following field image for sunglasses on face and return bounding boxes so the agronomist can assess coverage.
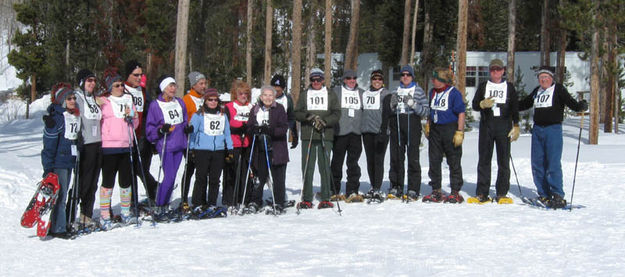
[66,96,77,101]
[113,83,123,88]
[206,98,219,102]
[85,78,96,83]
[311,78,323,83]
[401,73,412,77]
[490,67,503,72]
[132,73,143,77]
[345,77,356,80]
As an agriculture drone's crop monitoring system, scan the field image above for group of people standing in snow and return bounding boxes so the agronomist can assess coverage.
[40,57,587,239]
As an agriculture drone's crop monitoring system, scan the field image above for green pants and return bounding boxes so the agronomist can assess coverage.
[301,140,333,202]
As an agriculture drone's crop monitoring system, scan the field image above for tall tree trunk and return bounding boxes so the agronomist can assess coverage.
[264,0,273,85]
[291,0,303,103]
[604,26,615,132]
[589,16,599,145]
[456,0,468,99]
[555,0,566,83]
[246,0,254,85]
[305,4,318,89]
[506,0,516,84]
[344,0,360,71]
[409,0,420,66]
[600,26,609,124]
[421,1,432,92]
[400,0,412,66]
[540,0,550,66]
[324,0,332,87]
[613,32,619,133]
[175,0,190,97]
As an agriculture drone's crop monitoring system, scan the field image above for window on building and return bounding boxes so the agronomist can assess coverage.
[466,66,477,87]
[478,66,490,85]
[392,65,402,81]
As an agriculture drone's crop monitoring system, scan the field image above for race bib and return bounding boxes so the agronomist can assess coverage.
[157,99,184,125]
[190,94,204,111]
[63,112,81,140]
[276,95,289,113]
[78,93,101,120]
[534,86,554,109]
[431,87,452,111]
[256,108,270,126]
[203,113,225,136]
[341,87,361,110]
[125,85,145,112]
[396,87,415,113]
[108,94,133,119]
[485,81,508,104]
[233,102,252,122]
[363,89,381,110]
[307,88,328,111]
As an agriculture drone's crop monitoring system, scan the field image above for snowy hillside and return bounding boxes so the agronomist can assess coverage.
[0,96,624,276]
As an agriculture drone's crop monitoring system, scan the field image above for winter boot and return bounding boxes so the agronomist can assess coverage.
[467,194,492,204]
[387,188,402,200]
[422,189,445,203]
[444,190,464,204]
[154,206,171,222]
[549,194,567,209]
[345,193,364,203]
[403,190,419,202]
[99,218,113,231]
[317,201,334,209]
[297,201,313,209]
[495,195,513,204]
[330,194,346,201]
[244,202,260,214]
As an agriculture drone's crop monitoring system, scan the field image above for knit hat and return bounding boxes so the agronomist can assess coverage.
[124,60,142,79]
[76,69,95,89]
[188,71,206,87]
[309,68,324,80]
[432,68,453,84]
[52,85,75,106]
[203,88,219,99]
[104,73,122,92]
[371,69,384,80]
[536,66,555,78]
[343,69,357,80]
[489,59,504,69]
[270,74,286,89]
[400,65,414,78]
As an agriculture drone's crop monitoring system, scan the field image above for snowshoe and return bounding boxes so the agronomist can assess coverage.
[402,190,419,203]
[345,193,364,203]
[99,218,114,231]
[296,201,313,210]
[386,188,402,200]
[317,201,334,209]
[241,202,260,214]
[467,194,492,204]
[120,213,139,226]
[194,206,228,218]
[365,189,385,204]
[265,204,286,215]
[495,196,513,204]
[444,190,464,204]
[548,194,567,209]
[422,189,445,203]
[330,194,346,201]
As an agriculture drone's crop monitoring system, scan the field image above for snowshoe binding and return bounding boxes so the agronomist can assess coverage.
[467,194,492,204]
[365,189,385,204]
[444,190,464,204]
[317,201,334,209]
[386,188,402,200]
[345,193,364,203]
[422,189,445,203]
[495,195,514,204]
[402,190,419,203]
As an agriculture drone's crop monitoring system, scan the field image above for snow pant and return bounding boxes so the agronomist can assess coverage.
[476,118,512,197]
[428,123,463,191]
[330,133,362,195]
[531,124,564,198]
[389,114,423,194]
[191,150,225,207]
[133,137,158,201]
[223,147,251,206]
[51,168,71,234]
[362,133,388,191]
[155,150,184,206]
[78,142,102,218]
[301,140,333,202]
[250,161,286,207]
[181,148,196,203]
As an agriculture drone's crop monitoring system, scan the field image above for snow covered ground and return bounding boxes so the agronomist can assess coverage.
[0,96,624,276]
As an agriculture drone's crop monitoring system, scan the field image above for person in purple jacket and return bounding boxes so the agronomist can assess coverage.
[145,75,189,219]
[245,86,290,214]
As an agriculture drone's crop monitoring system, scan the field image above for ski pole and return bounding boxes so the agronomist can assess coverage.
[231,134,245,209]
[180,133,191,206]
[155,132,168,206]
[509,153,524,199]
[320,131,342,216]
[126,119,140,227]
[262,134,277,215]
[131,126,156,226]
[66,145,80,232]
[570,112,584,212]
[239,135,256,213]
[296,130,314,214]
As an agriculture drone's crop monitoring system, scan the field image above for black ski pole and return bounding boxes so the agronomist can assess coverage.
[231,134,245,210]
[126,118,140,227]
[66,145,80,232]
[509,153,524,200]
[180,133,191,209]
[570,113,584,212]
[296,130,314,214]
[320,131,342,216]
[262,134,278,215]
[131,126,155,225]
[238,135,256,213]
[155,132,168,208]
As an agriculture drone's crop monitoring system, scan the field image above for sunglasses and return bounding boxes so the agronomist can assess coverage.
[401,73,412,77]
[310,78,323,83]
[132,73,143,77]
[371,77,383,81]
[66,96,77,101]
[206,98,219,102]
[113,83,123,88]
[85,78,96,83]
[345,77,356,80]
[490,67,503,72]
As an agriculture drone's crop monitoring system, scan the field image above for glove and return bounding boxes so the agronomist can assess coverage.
[43,115,55,129]
[290,130,299,149]
[42,169,53,178]
[375,133,389,145]
[313,116,326,132]
[423,122,430,138]
[508,124,520,142]
[390,95,399,112]
[403,95,415,108]
[255,125,270,135]
[578,100,588,111]
[224,150,235,163]
[479,97,495,109]
[159,123,172,135]
[452,130,464,147]
[124,115,133,124]
[306,114,317,124]
[184,125,194,134]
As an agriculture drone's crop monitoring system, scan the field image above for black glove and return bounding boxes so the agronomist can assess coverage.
[42,169,53,178]
[124,115,133,124]
[255,125,270,135]
[313,117,326,132]
[184,125,194,134]
[579,100,588,111]
[225,150,235,163]
[375,132,389,145]
[159,123,172,135]
[290,130,299,149]
[43,115,55,129]
[306,114,317,124]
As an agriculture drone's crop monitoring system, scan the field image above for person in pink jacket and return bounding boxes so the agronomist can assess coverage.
[96,68,139,230]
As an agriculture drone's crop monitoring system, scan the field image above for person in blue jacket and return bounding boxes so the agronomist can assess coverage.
[41,83,81,239]
[188,89,234,212]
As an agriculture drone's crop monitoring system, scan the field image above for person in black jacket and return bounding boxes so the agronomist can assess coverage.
[519,66,588,208]
[470,59,519,204]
